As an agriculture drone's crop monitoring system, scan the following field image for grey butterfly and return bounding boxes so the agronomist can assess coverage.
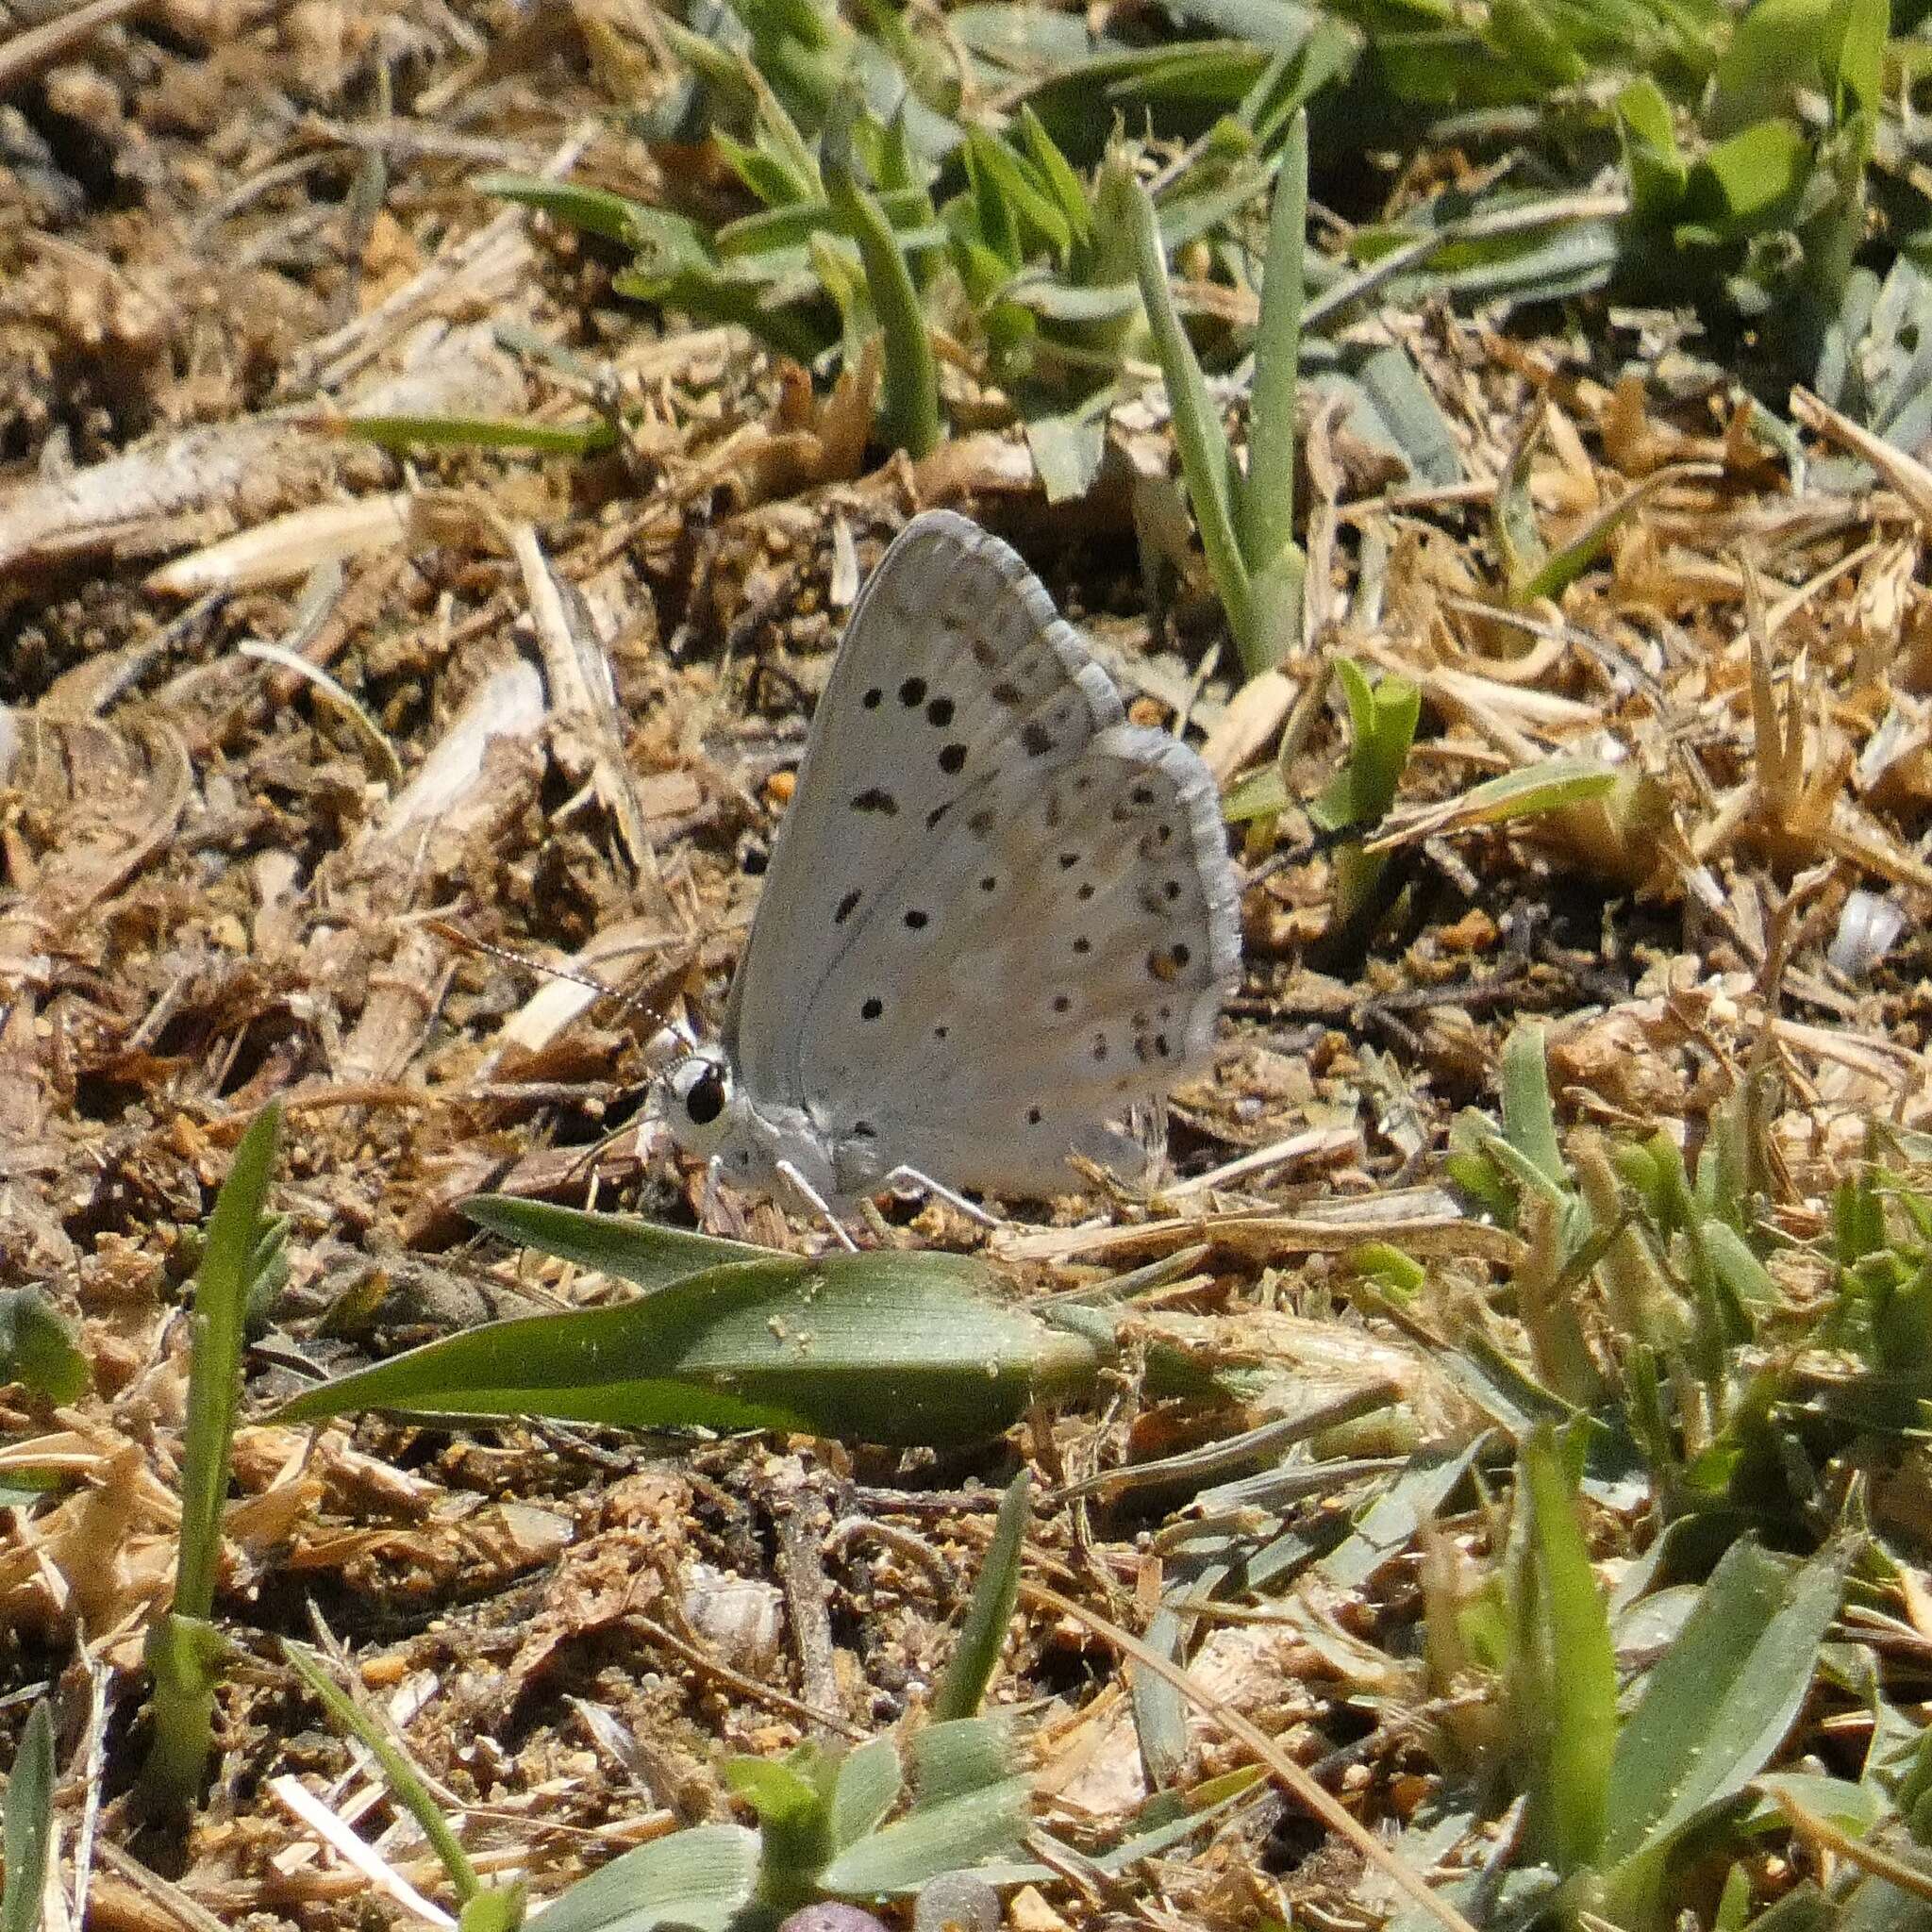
[658,509,1241,1217]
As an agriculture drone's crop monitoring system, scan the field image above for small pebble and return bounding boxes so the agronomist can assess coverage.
[776,1907,890,1932]
[913,1872,1001,1932]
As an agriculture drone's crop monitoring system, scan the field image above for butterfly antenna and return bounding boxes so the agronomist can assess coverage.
[426,918,633,1005]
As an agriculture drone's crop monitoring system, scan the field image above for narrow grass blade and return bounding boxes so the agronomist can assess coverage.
[931,1472,1031,1723]
[825,113,940,458]
[1516,462,1724,603]
[339,414,618,457]
[284,1642,481,1907]
[1,1700,55,1932]
[474,174,660,245]
[1240,110,1306,582]
[1500,1025,1569,1196]
[1124,173,1257,669]
[141,1103,282,1811]
[175,1102,281,1621]
[463,1195,772,1289]
[1520,1426,1617,1874]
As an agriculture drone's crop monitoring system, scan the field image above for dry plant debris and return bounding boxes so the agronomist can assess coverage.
[5,2,1932,1930]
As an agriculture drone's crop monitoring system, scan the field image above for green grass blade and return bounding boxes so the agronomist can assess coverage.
[830,1736,904,1852]
[526,1824,762,1932]
[285,1642,481,1907]
[1500,1024,1570,1195]
[474,174,660,245]
[1,1700,55,1932]
[141,1103,281,1810]
[1239,110,1306,584]
[825,112,940,458]
[463,1195,772,1289]
[931,1473,1031,1723]
[820,1774,1031,1895]
[1124,172,1257,669]
[1520,1426,1617,1873]
[175,1102,281,1621]
[339,414,618,457]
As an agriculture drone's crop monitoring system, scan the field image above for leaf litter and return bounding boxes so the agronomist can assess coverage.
[6,1,1932,1929]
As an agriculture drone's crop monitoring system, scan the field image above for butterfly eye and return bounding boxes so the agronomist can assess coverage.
[681,1063,728,1127]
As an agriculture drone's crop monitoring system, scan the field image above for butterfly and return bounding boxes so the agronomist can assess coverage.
[657,509,1241,1220]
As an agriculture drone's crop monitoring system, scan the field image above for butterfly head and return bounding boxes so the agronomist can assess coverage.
[660,1047,737,1158]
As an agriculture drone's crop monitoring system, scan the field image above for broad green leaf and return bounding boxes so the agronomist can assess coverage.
[1487,0,1587,83]
[1603,1541,1847,1897]
[273,1243,1100,1448]
[458,1886,525,1932]
[1745,1773,1883,1835]
[728,1756,830,1907]
[531,1824,765,1932]
[908,1719,1014,1808]
[1222,762,1291,824]
[1825,0,1885,125]
[1618,78,1688,225]
[1677,119,1812,245]
[1709,0,1833,131]
[820,1776,1030,1895]
[1,1701,55,1932]
[831,1738,903,1851]
[0,1289,87,1405]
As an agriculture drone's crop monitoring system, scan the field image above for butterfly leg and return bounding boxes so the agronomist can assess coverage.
[881,1165,1001,1229]
[775,1158,861,1252]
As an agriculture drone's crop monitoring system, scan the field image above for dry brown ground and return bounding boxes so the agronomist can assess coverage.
[6,3,1932,1928]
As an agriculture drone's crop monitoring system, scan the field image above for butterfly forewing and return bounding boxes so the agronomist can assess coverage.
[724,511,1125,1103]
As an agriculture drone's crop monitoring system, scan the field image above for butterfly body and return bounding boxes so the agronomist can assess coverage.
[661,510,1241,1209]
